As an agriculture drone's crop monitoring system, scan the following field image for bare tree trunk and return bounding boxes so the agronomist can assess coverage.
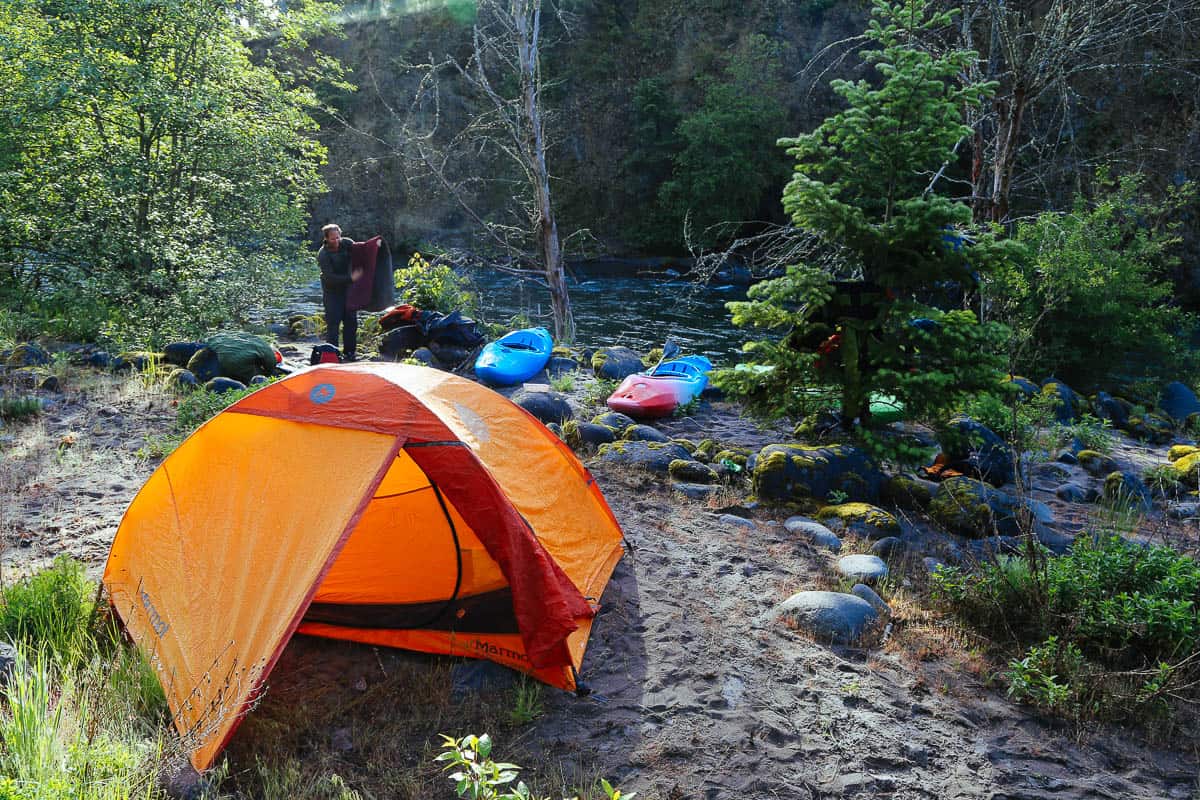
[989,83,1025,223]
[514,1,574,343]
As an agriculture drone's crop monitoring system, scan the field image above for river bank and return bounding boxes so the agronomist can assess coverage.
[1,336,1198,799]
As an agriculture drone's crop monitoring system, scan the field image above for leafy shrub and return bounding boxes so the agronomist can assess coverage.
[932,536,1200,717]
[395,252,478,316]
[583,379,618,409]
[436,734,631,800]
[990,172,1198,390]
[1056,413,1113,454]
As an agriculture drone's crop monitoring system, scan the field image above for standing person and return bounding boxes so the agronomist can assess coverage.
[317,223,360,361]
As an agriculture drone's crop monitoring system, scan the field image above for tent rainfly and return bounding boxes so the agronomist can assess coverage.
[103,363,626,770]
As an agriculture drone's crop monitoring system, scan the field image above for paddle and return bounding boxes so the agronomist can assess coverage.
[649,339,681,374]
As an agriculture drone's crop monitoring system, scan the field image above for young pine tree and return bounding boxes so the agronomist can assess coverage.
[719,0,1022,431]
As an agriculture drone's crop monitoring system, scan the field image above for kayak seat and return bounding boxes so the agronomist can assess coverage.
[652,363,701,379]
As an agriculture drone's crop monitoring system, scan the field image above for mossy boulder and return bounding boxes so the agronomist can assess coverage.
[1091,391,1131,429]
[1103,471,1153,511]
[1168,444,1200,463]
[1171,452,1200,486]
[751,443,884,503]
[1004,375,1039,396]
[1158,381,1200,424]
[938,416,1013,487]
[929,477,1053,539]
[167,368,199,392]
[668,459,719,484]
[290,315,321,337]
[1040,379,1082,424]
[693,439,720,463]
[561,420,615,451]
[591,346,643,380]
[5,342,51,368]
[882,474,934,509]
[596,440,692,473]
[1077,449,1118,476]
[623,424,671,443]
[714,448,751,466]
[815,503,899,540]
[642,348,663,367]
[117,351,161,372]
[1124,412,1174,444]
[592,411,636,432]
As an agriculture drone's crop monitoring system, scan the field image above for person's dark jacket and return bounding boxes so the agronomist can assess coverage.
[317,238,356,294]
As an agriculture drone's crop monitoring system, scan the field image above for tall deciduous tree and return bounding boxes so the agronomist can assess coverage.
[370,0,577,342]
[719,0,1021,432]
[0,0,336,344]
[955,0,1200,223]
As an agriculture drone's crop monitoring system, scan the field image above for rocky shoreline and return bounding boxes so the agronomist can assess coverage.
[2,331,1199,798]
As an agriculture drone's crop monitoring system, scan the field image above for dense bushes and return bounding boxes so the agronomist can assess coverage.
[990,174,1198,390]
[932,536,1200,718]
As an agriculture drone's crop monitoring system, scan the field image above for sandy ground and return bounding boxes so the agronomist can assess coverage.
[1,364,1198,799]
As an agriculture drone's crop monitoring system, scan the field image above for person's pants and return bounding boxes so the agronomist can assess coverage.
[323,292,358,358]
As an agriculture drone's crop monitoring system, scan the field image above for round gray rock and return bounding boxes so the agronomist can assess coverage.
[850,583,891,616]
[719,514,756,530]
[783,516,842,552]
[775,591,879,644]
[673,483,720,501]
[870,536,904,561]
[837,554,889,583]
[512,389,575,424]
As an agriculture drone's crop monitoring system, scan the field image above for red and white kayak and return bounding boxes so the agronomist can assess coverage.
[606,356,712,419]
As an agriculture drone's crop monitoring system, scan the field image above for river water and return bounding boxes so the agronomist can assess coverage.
[284,261,753,364]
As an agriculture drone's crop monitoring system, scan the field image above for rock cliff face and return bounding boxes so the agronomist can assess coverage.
[309,0,1200,275]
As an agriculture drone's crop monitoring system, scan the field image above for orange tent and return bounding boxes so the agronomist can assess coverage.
[102,363,626,771]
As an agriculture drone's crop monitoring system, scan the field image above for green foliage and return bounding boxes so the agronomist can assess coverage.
[549,375,575,393]
[0,559,168,799]
[719,0,1020,435]
[0,648,164,800]
[583,378,618,409]
[1143,462,1184,497]
[508,678,543,726]
[655,34,791,249]
[0,396,41,421]
[0,0,341,346]
[395,252,479,316]
[435,734,632,800]
[174,385,261,434]
[1005,636,1085,711]
[992,172,1198,390]
[1057,414,1113,455]
[932,536,1200,717]
[622,78,683,250]
[0,557,94,665]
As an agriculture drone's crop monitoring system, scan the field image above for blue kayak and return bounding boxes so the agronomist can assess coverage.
[475,327,553,386]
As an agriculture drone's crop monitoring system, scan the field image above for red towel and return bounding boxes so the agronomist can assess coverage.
[347,236,382,312]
